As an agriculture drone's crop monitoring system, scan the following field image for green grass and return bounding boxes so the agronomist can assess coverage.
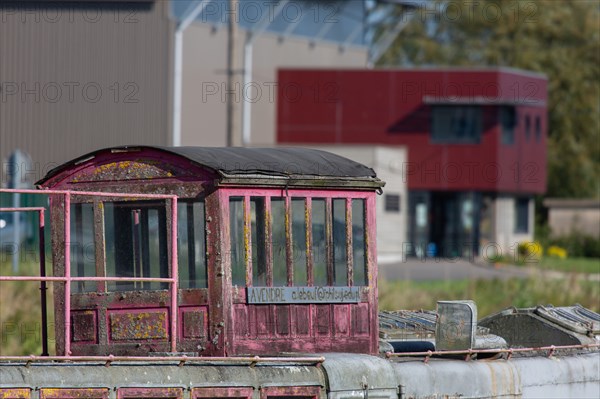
[378,277,600,317]
[0,258,55,356]
[488,254,600,274]
[536,257,600,274]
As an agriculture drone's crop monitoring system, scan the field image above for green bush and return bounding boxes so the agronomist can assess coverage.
[550,232,600,258]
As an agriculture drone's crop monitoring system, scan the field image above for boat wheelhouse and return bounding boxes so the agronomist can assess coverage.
[36,146,384,356]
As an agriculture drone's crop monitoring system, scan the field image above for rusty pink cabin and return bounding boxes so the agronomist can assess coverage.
[37,146,384,356]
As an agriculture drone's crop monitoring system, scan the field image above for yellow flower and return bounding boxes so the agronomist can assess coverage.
[547,245,568,259]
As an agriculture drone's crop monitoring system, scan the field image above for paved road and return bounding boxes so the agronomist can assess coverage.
[378,258,535,281]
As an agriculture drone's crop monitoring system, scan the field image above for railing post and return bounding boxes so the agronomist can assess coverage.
[39,209,49,356]
[64,192,71,356]
[170,196,178,353]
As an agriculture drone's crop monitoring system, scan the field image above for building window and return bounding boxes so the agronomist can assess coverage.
[535,115,542,142]
[500,106,516,145]
[525,114,531,141]
[431,106,482,143]
[515,198,529,234]
[384,194,401,212]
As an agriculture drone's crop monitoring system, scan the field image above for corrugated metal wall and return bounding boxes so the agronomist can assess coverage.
[0,1,173,185]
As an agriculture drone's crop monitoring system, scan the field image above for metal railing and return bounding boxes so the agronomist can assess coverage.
[385,343,600,363]
[0,188,179,356]
[0,355,326,366]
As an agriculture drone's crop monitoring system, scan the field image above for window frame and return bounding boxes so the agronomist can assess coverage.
[103,200,170,292]
[514,197,530,234]
[431,105,483,144]
[226,189,370,289]
[384,193,401,213]
[177,199,208,289]
[70,197,208,293]
[500,106,517,145]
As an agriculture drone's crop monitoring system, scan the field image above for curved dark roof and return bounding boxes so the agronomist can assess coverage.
[37,146,379,185]
[160,146,377,178]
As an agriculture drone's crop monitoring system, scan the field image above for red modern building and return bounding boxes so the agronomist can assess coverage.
[277,68,547,257]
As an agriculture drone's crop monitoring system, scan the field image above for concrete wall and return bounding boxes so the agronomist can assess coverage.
[180,23,367,147]
[492,195,534,257]
[544,199,600,238]
[291,145,407,257]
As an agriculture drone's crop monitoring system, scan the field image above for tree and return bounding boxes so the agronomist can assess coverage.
[380,0,600,198]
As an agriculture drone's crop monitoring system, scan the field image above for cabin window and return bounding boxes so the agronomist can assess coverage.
[271,197,287,286]
[332,198,348,286]
[104,201,169,291]
[177,200,207,289]
[228,193,369,288]
[352,199,367,286]
[251,197,268,286]
[70,202,96,293]
[230,197,246,286]
[311,198,328,286]
[292,198,308,286]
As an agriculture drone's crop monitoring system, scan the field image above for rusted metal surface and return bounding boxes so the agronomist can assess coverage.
[285,197,293,287]
[345,198,354,286]
[192,387,253,399]
[40,389,108,399]
[71,311,97,343]
[0,389,30,399]
[259,386,321,399]
[118,388,182,399]
[109,309,169,342]
[305,197,314,287]
[207,190,227,356]
[180,307,208,339]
